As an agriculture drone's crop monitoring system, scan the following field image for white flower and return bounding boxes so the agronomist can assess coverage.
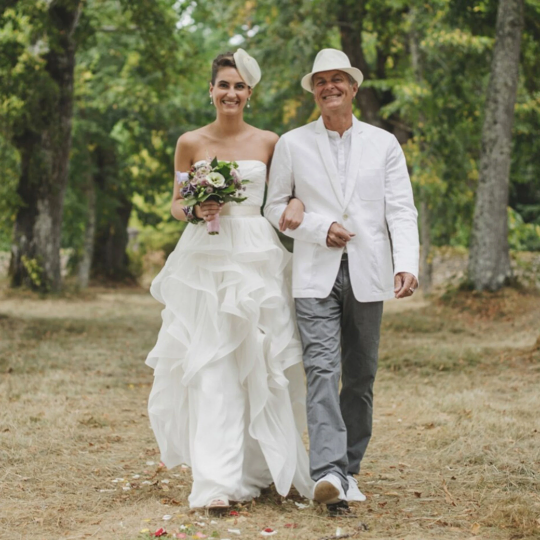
[207,172,225,187]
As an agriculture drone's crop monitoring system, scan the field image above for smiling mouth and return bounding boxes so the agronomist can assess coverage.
[322,94,342,100]
[222,100,240,105]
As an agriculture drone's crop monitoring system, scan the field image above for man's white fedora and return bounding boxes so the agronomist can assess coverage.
[301,48,363,93]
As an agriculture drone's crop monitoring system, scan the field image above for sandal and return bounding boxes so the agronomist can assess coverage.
[205,496,230,510]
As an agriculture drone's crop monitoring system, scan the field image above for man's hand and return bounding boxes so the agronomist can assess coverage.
[279,198,305,231]
[394,272,418,299]
[195,200,222,222]
[326,222,355,248]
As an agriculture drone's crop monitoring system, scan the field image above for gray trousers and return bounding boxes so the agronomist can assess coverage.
[295,258,383,492]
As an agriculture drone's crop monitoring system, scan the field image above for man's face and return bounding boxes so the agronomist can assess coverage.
[312,70,357,114]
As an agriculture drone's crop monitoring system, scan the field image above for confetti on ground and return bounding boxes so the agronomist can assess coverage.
[162,515,172,521]
[261,528,277,536]
[284,523,297,529]
[142,480,153,485]
[161,479,170,484]
[153,528,167,537]
[146,461,156,466]
[227,529,241,535]
[294,502,309,509]
[229,511,239,517]
[133,474,141,479]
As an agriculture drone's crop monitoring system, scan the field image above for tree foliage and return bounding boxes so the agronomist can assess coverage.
[1,0,539,289]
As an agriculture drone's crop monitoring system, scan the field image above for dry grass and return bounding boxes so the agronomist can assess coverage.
[0,286,539,540]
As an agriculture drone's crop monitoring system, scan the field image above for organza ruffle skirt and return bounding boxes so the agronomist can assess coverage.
[146,215,313,507]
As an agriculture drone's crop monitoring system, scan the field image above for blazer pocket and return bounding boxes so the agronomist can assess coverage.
[358,168,385,201]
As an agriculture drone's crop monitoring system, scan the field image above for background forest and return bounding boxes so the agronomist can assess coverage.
[0,0,539,292]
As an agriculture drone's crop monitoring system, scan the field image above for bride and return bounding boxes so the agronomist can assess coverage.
[145,49,313,509]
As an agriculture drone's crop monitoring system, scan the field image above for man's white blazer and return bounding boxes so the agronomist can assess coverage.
[264,115,419,302]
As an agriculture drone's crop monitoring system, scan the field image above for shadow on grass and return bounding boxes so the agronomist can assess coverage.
[0,314,159,375]
[379,343,485,374]
[381,305,491,373]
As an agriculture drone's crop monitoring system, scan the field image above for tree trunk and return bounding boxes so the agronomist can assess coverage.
[337,1,392,131]
[468,0,524,291]
[336,1,412,145]
[419,199,433,294]
[92,194,134,282]
[409,5,433,294]
[77,174,96,289]
[9,0,82,292]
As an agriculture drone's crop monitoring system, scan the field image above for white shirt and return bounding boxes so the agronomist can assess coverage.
[326,125,352,195]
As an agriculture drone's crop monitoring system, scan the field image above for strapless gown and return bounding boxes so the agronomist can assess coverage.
[146,160,313,507]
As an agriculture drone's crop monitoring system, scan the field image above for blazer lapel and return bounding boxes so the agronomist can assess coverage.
[343,116,364,209]
[315,117,345,207]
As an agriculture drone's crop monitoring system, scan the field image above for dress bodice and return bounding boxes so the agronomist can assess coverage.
[229,160,267,207]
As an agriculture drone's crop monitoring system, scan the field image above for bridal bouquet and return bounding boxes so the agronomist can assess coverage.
[176,158,250,235]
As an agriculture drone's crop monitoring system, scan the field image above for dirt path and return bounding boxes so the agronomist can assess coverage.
[0,287,539,540]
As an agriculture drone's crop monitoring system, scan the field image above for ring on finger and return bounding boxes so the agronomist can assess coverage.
[408,287,415,293]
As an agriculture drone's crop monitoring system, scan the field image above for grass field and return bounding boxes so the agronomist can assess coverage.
[0,285,539,540]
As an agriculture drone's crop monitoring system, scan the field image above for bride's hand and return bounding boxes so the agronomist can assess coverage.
[279,198,305,231]
[196,201,222,222]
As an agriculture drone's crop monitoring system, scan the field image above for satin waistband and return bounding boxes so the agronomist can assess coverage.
[220,205,261,217]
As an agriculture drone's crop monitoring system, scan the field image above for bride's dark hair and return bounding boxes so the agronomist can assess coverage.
[211,52,237,84]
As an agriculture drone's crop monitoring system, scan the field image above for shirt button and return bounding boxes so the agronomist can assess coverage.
[343,214,349,220]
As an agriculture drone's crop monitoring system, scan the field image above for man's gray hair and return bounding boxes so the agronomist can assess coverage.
[310,71,358,90]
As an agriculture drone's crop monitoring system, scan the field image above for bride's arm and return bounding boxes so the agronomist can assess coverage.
[171,134,193,222]
[171,134,220,222]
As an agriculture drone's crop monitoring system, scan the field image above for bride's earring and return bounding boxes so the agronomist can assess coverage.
[210,95,213,106]
[247,98,251,109]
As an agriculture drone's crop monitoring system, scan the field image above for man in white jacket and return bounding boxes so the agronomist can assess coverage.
[264,49,419,516]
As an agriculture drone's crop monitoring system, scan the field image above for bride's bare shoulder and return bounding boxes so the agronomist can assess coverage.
[177,126,213,149]
[247,126,279,146]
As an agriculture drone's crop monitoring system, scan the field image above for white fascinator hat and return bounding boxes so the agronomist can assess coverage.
[301,48,363,93]
[233,48,262,88]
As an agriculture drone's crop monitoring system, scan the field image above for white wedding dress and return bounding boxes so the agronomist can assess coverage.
[146,160,313,508]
